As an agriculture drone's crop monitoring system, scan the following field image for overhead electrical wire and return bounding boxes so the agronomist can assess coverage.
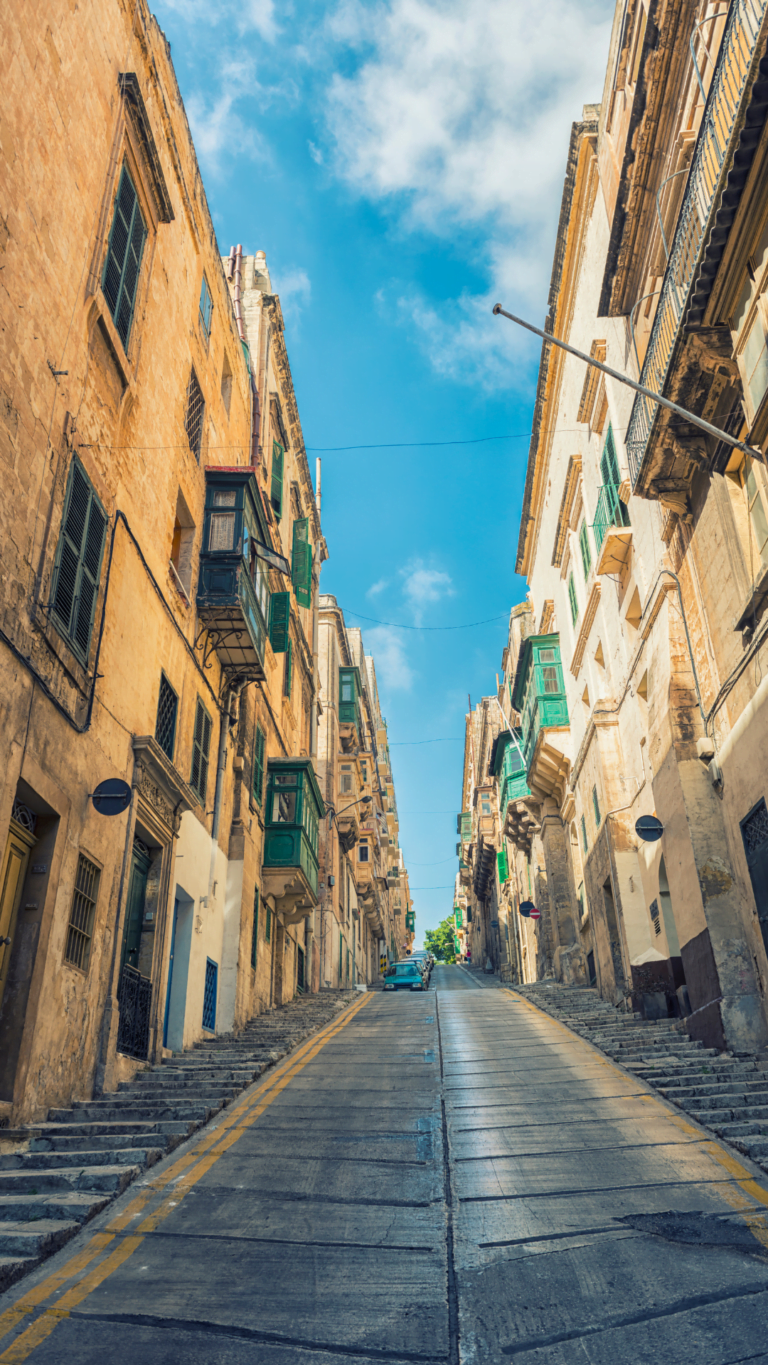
[389,737,463,746]
[346,610,509,631]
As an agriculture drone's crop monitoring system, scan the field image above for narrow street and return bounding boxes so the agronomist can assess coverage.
[2,967,768,1363]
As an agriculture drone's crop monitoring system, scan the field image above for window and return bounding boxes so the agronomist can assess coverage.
[265,903,272,943]
[64,853,100,972]
[592,785,601,826]
[600,425,621,488]
[568,573,579,626]
[361,762,367,783]
[51,458,108,665]
[185,368,205,462]
[340,769,353,794]
[190,698,213,803]
[253,725,266,807]
[738,455,768,563]
[202,958,217,1031]
[541,666,560,694]
[581,815,588,854]
[155,674,178,761]
[579,520,591,578]
[743,315,768,411]
[291,517,312,608]
[283,638,293,698]
[341,678,353,702]
[359,841,369,863]
[199,275,213,340]
[269,593,290,654]
[220,350,232,414]
[170,489,195,597]
[271,440,284,518]
[102,165,147,348]
[251,887,259,968]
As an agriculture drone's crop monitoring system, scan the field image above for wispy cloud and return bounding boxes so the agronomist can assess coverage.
[399,558,453,625]
[323,0,613,386]
[271,266,312,328]
[364,626,414,692]
[186,57,269,169]
[367,578,389,597]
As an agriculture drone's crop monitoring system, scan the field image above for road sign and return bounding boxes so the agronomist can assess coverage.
[519,901,540,920]
[91,778,132,816]
[635,815,663,842]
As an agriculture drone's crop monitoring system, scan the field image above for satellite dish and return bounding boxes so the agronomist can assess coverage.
[635,814,663,843]
[92,778,132,817]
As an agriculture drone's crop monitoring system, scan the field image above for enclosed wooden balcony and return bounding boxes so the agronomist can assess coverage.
[196,468,271,680]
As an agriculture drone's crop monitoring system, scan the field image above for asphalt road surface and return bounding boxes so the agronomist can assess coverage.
[2,964,768,1362]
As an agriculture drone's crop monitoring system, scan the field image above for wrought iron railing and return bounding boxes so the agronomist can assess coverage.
[625,0,767,487]
[592,482,631,551]
[117,963,152,1060]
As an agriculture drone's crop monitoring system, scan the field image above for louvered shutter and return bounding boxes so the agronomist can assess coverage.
[51,459,107,663]
[102,166,147,347]
[269,592,290,653]
[291,518,312,608]
[271,441,284,518]
[497,848,509,883]
[253,724,265,806]
[284,639,293,697]
[579,521,591,578]
[600,425,620,487]
[568,573,578,625]
[191,698,213,802]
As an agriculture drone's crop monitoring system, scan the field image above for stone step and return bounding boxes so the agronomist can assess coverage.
[29,1119,197,1143]
[708,1117,768,1140]
[0,1219,82,1258]
[0,1256,37,1292]
[0,1191,112,1223]
[124,1072,257,1089]
[0,1164,139,1195]
[0,1147,163,1172]
[660,1081,768,1103]
[48,1102,221,1123]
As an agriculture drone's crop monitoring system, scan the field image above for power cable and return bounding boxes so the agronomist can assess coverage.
[389,737,463,746]
[346,610,509,631]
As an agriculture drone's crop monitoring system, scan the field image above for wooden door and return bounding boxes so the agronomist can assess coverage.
[0,819,36,1011]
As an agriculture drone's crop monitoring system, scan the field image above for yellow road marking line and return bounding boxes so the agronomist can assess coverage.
[0,992,371,1359]
[505,988,768,1249]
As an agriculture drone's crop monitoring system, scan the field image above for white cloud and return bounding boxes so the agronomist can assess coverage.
[364,626,414,691]
[271,266,312,328]
[399,557,453,625]
[186,57,269,168]
[367,577,389,597]
[323,0,613,385]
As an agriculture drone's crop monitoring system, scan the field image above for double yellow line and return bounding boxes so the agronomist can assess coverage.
[505,988,768,1246]
[0,992,371,1363]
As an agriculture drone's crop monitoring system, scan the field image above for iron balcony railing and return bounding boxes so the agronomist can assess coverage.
[592,482,631,551]
[625,0,767,487]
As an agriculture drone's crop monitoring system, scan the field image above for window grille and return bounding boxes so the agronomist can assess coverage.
[185,369,205,462]
[742,799,768,855]
[202,958,218,1031]
[155,674,178,760]
[64,854,100,972]
[51,459,108,665]
[190,698,213,803]
[251,887,259,968]
[102,165,147,347]
[649,898,662,936]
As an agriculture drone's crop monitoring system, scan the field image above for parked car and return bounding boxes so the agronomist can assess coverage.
[383,963,426,992]
[403,954,431,984]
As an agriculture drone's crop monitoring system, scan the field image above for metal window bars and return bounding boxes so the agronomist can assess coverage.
[185,368,205,462]
[64,853,100,972]
[625,0,767,488]
[117,963,152,1059]
[155,674,178,761]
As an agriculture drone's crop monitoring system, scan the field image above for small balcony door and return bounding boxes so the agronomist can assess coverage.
[0,817,36,1013]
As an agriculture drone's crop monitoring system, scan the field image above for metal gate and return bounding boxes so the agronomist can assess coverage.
[117,963,152,1060]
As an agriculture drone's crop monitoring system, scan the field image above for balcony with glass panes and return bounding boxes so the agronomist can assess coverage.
[338,666,362,750]
[492,729,537,854]
[511,634,571,800]
[261,760,325,921]
[196,468,271,679]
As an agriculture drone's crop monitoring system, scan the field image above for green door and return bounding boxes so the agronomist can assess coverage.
[122,840,151,970]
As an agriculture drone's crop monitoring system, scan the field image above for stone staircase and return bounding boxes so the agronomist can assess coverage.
[0,989,355,1290]
[513,983,768,1171]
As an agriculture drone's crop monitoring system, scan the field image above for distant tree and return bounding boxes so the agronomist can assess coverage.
[425,917,457,963]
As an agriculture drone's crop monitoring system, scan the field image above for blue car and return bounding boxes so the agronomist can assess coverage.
[383,963,426,992]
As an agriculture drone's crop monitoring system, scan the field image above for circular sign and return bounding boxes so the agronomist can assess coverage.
[92,778,132,817]
[635,814,663,843]
[519,901,541,921]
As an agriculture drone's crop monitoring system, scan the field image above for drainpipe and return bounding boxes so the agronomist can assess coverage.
[206,684,242,934]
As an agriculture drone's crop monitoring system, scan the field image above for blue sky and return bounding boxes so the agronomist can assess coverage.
[154,0,614,945]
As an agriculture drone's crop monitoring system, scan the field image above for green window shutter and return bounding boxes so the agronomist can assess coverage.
[600,425,620,487]
[592,785,601,826]
[51,458,108,664]
[497,848,509,883]
[568,573,579,626]
[284,639,293,697]
[265,904,271,943]
[251,887,259,969]
[269,592,290,653]
[291,518,312,608]
[271,441,284,518]
[252,725,265,806]
[581,815,588,854]
[191,698,213,803]
[579,521,591,578]
[102,165,147,347]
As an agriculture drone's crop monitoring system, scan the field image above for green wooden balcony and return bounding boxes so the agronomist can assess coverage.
[592,482,630,552]
[262,760,325,917]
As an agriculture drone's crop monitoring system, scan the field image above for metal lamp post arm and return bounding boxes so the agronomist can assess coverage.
[492,304,761,462]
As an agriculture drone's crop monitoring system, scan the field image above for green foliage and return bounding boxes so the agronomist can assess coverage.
[424,916,458,963]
